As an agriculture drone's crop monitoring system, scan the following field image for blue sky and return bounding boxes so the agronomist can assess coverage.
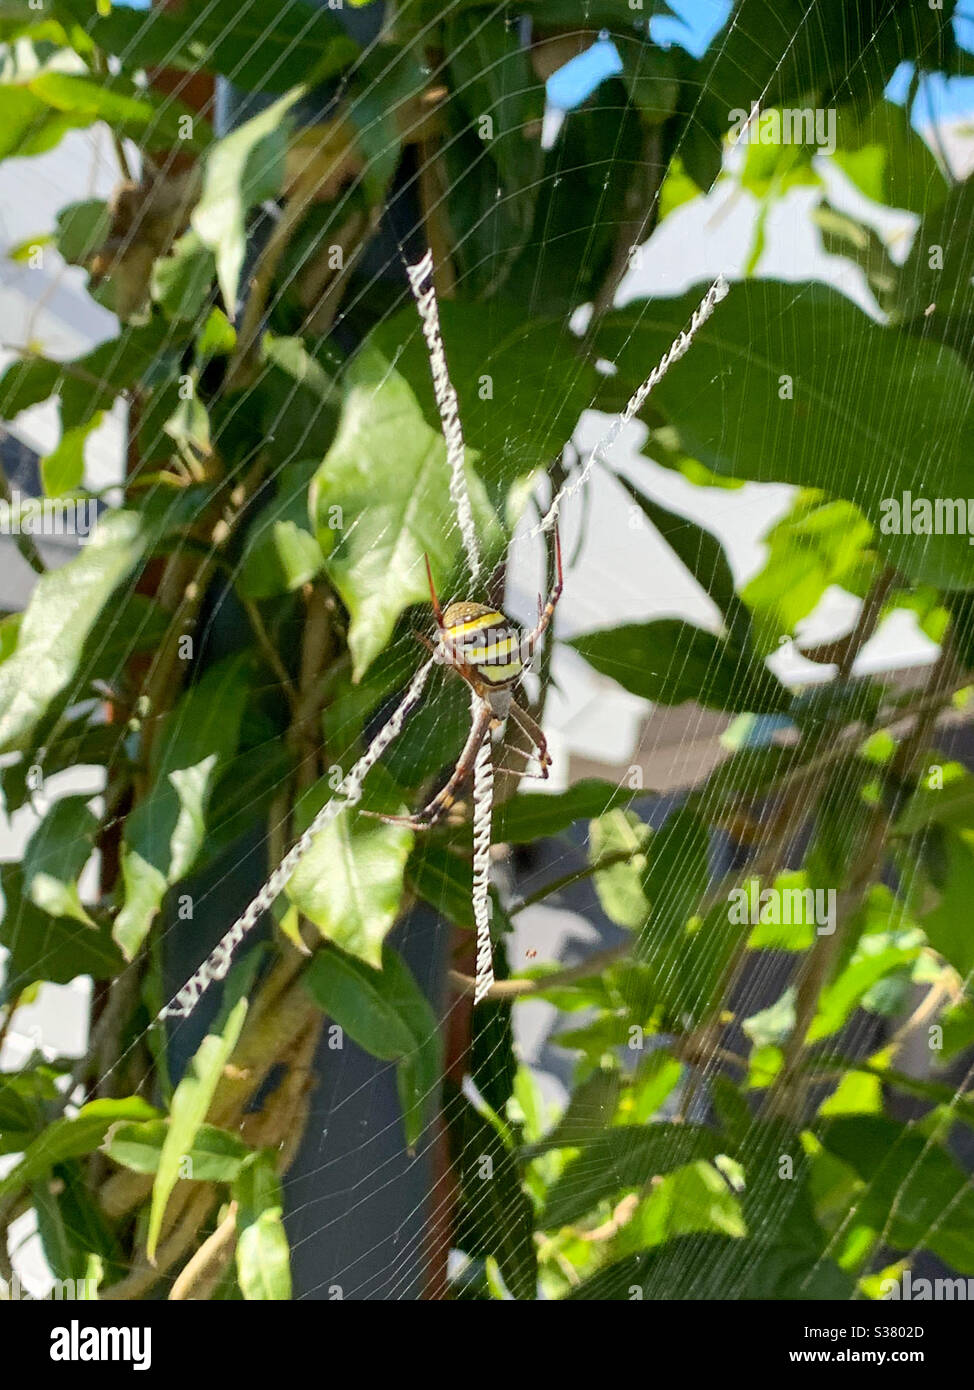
[550,0,974,122]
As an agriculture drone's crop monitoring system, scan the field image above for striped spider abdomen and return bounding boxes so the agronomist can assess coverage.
[441,602,524,689]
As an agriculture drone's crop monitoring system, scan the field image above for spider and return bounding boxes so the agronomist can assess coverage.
[369,523,563,831]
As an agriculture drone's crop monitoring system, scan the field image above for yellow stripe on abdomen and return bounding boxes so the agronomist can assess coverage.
[447,612,506,637]
[465,635,518,661]
[476,660,522,685]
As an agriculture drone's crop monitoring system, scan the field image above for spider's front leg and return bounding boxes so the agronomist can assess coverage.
[364,698,494,830]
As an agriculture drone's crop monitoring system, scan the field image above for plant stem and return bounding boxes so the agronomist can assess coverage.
[242,596,299,712]
[168,1204,238,1301]
[512,847,637,914]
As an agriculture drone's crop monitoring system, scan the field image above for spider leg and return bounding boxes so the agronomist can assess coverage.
[424,553,446,629]
[363,699,493,830]
[492,760,549,782]
[507,699,551,778]
[522,524,563,662]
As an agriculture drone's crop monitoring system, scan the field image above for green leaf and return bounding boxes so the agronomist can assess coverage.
[303,944,422,1061]
[619,40,679,125]
[406,844,512,935]
[370,305,599,505]
[285,769,412,967]
[697,745,799,803]
[197,307,236,359]
[918,830,974,980]
[0,350,60,419]
[567,1235,853,1300]
[32,1166,112,1284]
[203,742,296,869]
[809,935,920,1043]
[27,71,209,152]
[0,1067,61,1139]
[236,1205,291,1301]
[192,88,302,313]
[694,0,951,127]
[343,48,425,205]
[102,1120,249,1182]
[814,201,901,315]
[821,1115,974,1273]
[22,795,97,926]
[70,0,357,95]
[239,517,324,599]
[538,1124,724,1229]
[501,85,642,313]
[449,1093,536,1299]
[0,509,161,753]
[115,654,253,957]
[40,413,102,497]
[54,198,110,266]
[818,1069,883,1118]
[571,619,789,715]
[304,943,441,1149]
[897,171,974,350]
[238,461,325,599]
[233,1152,292,1300]
[743,987,796,1051]
[489,778,638,845]
[830,99,948,215]
[0,612,20,664]
[596,281,974,588]
[738,133,819,199]
[636,804,709,946]
[543,1069,621,1148]
[741,871,817,951]
[0,1098,157,1203]
[589,809,652,930]
[445,9,543,239]
[470,943,517,1116]
[0,319,173,431]
[0,862,123,1000]
[371,665,471,790]
[615,1160,746,1253]
[894,761,974,836]
[251,333,338,472]
[150,230,216,323]
[312,343,502,680]
[741,493,875,657]
[584,808,730,1028]
[147,997,247,1261]
[0,83,90,161]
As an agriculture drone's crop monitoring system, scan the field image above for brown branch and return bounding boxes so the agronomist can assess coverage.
[168,1203,238,1301]
[242,596,299,712]
[100,1186,216,1300]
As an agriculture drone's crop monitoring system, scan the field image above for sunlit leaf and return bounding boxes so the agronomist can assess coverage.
[147,998,247,1261]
